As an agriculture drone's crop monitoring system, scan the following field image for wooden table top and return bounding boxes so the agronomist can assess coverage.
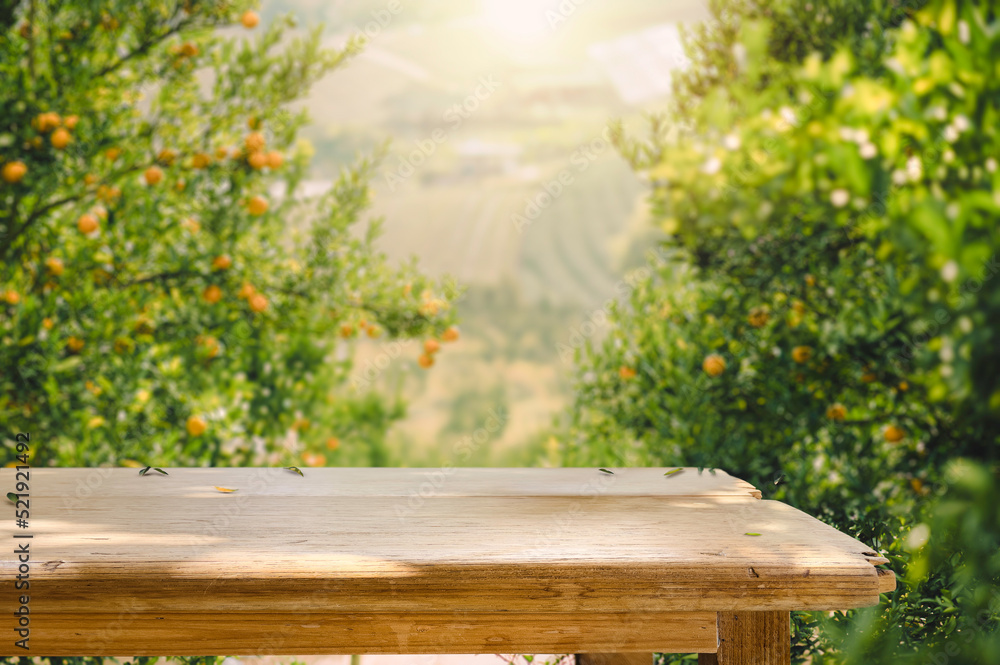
[3,467,894,615]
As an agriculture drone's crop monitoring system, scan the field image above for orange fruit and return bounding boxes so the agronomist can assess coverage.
[247,195,268,216]
[247,151,267,169]
[424,339,441,355]
[3,289,20,305]
[105,147,121,161]
[197,335,220,358]
[702,353,726,377]
[417,353,434,369]
[191,152,212,169]
[181,217,200,233]
[792,300,806,315]
[861,372,877,383]
[215,146,229,160]
[186,416,207,437]
[45,256,64,276]
[747,306,769,328]
[884,425,905,443]
[339,323,354,338]
[34,112,60,132]
[203,285,223,304]
[619,366,637,380]
[77,213,99,234]
[63,115,79,130]
[241,10,260,28]
[441,325,460,342]
[2,161,27,183]
[249,293,268,312]
[366,325,381,338]
[157,148,177,165]
[326,437,340,451]
[42,317,54,330]
[179,42,198,57]
[910,478,924,493]
[265,151,283,169]
[174,179,186,192]
[50,128,71,149]
[83,173,98,186]
[303,452,326,467]
[805,274,816,287]
[826,403,847,421]
[66,336,85,353]
[245,132,266,152]
[791,346,812,364]
[898,381,909,391]
[96,184,121,202]
[144,166,163,186]
[238,282,256,299]
[212,255,232,271]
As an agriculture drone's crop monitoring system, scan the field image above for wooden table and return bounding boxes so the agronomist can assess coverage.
[1,467,894,663]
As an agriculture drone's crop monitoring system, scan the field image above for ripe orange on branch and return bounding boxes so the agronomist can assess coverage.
[212,255,232,271]
[702,353,726,377]
[791,346,813,364]
[417,353,434,369]
[424,339,441,355]
[203,285,223,304]
[144,166,163,186]
[2,161,27,183]
[45,257,65,276]
[441,326,460,342]
[77,213,99,234]
[246,195,269,216]
[249,294,268,312]
[241,10,259,28]
[186,416,207,437]
[50,128,72,149]
[826,403,847,421]
[884,425,906,443]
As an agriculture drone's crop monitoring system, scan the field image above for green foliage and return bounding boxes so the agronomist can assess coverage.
[0,1,456,471]
[561,0,999,661]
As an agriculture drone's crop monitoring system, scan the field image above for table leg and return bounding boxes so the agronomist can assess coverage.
[576,654,652,665]
[698,611,790,665]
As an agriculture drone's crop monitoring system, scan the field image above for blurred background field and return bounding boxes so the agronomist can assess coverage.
[257,0,707,466]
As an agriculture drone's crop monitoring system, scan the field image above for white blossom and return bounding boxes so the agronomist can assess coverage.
[906,156,923,181]
[943,125,959,143]
[953,114,970,132]
[723,134,741,150]
[859,143,877,159]
[701,156,722,174]
[986,157,997,173]
[830,189,850,207]
[958,20,970,44]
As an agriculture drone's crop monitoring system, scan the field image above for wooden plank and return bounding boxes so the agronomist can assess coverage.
[714,611,790,665]
[576,654,652,665]
[12,611,717,656]
[1,469,889,615]
[12,467,763,498]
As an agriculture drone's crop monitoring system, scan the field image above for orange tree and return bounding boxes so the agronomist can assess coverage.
[0,1,457,469]
[559,0,999,662]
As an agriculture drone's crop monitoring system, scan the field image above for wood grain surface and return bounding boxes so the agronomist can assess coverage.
[0,467,893,656]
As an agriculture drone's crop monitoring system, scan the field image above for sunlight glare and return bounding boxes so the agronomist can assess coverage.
[480,0,552,44]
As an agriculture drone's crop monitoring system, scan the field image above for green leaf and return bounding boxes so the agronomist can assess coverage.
[6,492,18,503]
[139,467,150,476]
[598,468,614,474]
[153,468,168,475]
[285,466,304,476]
[664,468,684,476]
[745,532,762,536]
